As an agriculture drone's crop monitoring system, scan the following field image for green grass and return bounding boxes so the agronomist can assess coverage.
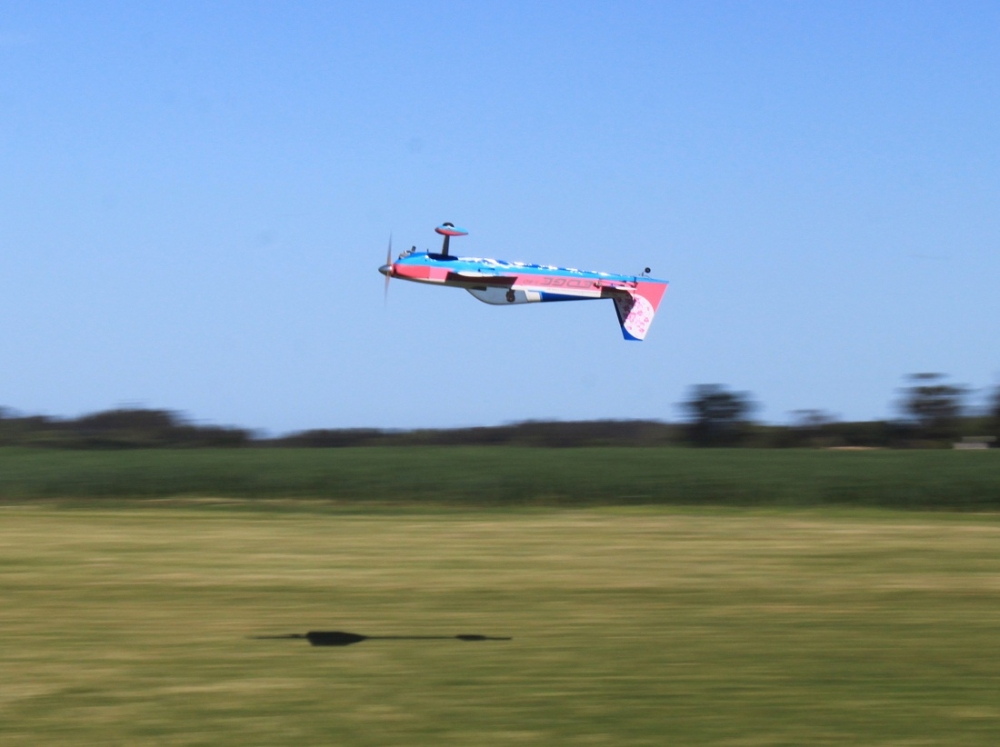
[1,506,999,745]
[2,446,1000,509]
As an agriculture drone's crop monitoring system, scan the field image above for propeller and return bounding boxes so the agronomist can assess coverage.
[380,234,393,305]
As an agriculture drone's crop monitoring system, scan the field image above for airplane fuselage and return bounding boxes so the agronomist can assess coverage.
[380,249,668,340]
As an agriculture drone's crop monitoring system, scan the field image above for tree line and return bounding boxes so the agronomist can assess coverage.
[680,374,998,448]
[2,374,998,449]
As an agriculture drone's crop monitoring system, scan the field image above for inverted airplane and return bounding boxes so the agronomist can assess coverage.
[379,224,669,341]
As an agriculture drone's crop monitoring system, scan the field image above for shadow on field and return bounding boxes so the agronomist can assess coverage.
[251,630,512,647]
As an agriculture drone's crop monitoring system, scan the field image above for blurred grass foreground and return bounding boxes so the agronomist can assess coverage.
[1,446,1000,509]
[3,425,1000,743]
[2,507,999,745]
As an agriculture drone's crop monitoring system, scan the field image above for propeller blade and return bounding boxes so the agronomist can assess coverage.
[383,234,392,305]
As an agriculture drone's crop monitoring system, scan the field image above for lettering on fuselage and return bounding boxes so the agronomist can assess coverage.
[534,276,598,289]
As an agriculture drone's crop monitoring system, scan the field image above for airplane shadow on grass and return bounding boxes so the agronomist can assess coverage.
[251,630,512,647]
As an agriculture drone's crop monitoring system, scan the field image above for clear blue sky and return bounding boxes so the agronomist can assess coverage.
[2,1,998,432]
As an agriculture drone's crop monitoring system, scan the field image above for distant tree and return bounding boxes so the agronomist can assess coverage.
[681,385,755,446]
[990,385,1000,438]
[0,407,252,449]
[275,428,388,448]
[791,409,835,429]
[898,373,967,443]
[789,409,836,448]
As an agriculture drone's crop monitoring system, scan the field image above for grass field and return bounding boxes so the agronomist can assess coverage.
[2,505,1000,745]
[2,446,1000,508]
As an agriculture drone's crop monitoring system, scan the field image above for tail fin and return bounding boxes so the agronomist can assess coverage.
[613,281,668,341]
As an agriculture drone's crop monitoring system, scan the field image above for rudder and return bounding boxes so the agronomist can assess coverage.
[613,281,668,341]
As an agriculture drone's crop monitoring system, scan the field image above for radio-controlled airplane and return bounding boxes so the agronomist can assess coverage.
[379,224,669,341]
